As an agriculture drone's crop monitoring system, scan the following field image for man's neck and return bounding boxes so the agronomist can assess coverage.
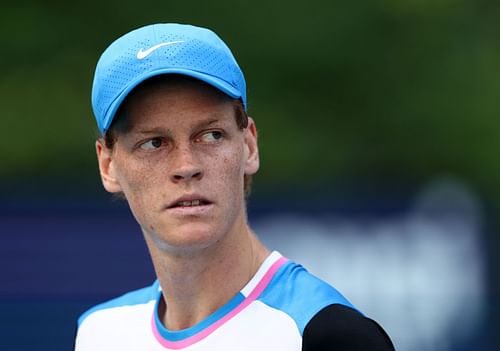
[144,223,270,331]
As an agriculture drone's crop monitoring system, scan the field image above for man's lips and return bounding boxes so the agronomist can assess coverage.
[166,195,212,209]
[165,195,214,216]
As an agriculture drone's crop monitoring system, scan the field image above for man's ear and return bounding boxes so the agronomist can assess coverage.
[244,117,260,175]
[96,140,123,193]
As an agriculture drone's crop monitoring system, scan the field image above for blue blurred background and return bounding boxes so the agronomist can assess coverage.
[1,1,499,350]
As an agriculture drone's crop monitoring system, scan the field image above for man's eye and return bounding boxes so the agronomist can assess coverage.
[139,138,164,150]
[200,131,223,142]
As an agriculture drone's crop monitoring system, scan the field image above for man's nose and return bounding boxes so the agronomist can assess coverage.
[169,145,203,183]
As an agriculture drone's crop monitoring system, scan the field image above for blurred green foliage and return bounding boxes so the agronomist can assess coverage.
[1,0,499,198]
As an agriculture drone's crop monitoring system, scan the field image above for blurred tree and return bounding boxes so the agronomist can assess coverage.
[0,0,499,201]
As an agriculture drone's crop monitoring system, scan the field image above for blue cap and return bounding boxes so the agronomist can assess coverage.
[91,23,247,134]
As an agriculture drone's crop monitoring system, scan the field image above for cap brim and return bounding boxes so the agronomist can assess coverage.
[101,68,242,134]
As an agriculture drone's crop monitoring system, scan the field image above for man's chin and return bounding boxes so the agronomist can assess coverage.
[142,225,222,255]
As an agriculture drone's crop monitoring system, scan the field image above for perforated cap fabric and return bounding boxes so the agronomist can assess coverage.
[91,23,247,134]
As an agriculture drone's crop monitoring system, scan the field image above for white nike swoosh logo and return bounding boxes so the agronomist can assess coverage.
[136,40,184,59]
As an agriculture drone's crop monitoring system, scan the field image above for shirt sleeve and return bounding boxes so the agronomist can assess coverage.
[302,304,396,351]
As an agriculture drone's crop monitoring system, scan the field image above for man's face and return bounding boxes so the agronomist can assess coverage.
[96,80,259,254]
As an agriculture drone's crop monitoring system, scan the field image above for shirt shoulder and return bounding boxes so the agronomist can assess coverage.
[258,260,357,335]
[77,280,159,327]
[302,304,395,351]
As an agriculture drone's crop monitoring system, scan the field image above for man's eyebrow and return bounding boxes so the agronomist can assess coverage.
[134,127,171,136]
[194,118,220,130]
[131,118,221,135]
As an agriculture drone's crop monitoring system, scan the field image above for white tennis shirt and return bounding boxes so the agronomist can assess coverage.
[75,251,355,350]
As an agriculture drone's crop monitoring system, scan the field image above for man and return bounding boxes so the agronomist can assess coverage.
[75,23,395,350]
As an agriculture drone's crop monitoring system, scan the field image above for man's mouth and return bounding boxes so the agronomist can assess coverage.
[167,193,213,209]
[172,200,210,208]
